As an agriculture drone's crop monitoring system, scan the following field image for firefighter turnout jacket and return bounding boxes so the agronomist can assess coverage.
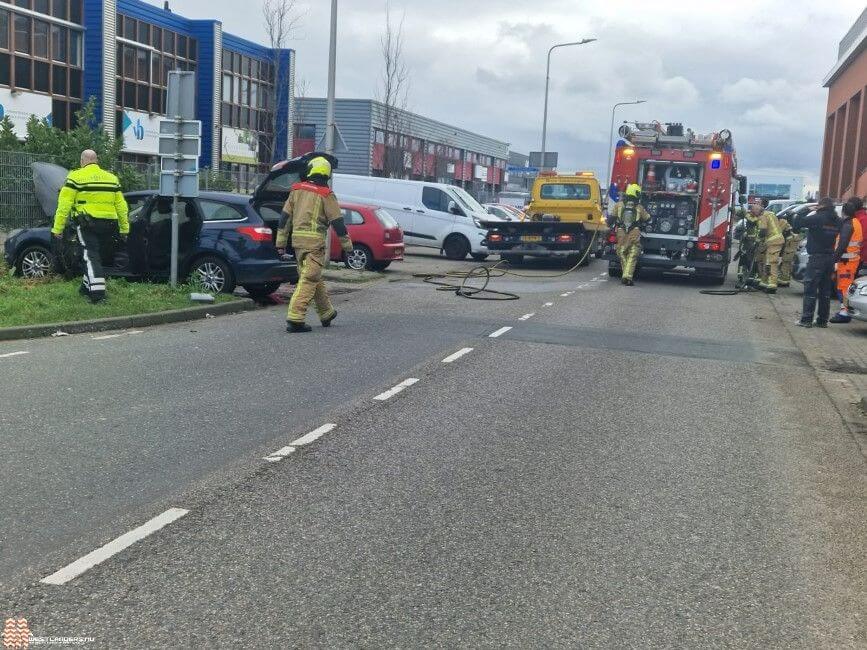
[276,182,352,253]
[757,210,784,246]
[51,163,129,235]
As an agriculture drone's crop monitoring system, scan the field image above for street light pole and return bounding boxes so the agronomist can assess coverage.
[606,99,646,192]
[540,38,596,170]
[324,0,337,268]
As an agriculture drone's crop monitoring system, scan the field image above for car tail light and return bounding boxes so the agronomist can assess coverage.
[237,226,273,242]
[556,233,573,243]
[697,240,722,252]
[488,233,503,242]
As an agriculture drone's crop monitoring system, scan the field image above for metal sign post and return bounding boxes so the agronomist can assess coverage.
[159,71,200,288]
[323,0,338,270]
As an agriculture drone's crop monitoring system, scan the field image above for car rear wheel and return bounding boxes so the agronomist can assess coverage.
[443,234,470,260]
[345,244,373,270]
[191,255,235,294]
[16,245,55,278]
[243,281,282,301]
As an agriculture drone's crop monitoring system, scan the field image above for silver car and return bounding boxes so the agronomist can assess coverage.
[847,278,867,322]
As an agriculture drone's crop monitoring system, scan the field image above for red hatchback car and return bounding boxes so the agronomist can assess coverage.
[330,203,404,270]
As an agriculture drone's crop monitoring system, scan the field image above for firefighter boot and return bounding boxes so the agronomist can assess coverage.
[287,321,313,333]
[321,310,337,327]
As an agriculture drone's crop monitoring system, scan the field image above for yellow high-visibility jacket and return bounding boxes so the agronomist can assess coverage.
[52,163,129,235]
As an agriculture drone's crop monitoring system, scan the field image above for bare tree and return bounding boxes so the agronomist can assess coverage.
[376,3,411,178]
[261,0,304,165]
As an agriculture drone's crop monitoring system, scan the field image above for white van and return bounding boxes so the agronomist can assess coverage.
[331,175,498,260]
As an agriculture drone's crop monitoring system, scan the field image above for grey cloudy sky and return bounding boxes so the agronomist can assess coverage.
[177,0,865,184]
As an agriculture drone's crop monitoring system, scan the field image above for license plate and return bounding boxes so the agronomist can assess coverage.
[521,235,543,242]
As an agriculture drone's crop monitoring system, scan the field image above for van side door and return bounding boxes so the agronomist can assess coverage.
[419,186,457,247]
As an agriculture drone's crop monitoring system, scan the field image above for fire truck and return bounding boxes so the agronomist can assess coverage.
[605,122,747,284]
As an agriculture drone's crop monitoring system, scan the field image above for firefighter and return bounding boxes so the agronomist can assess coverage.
[737,205,762,287]
[755,201,785,293]
[830,198,863,324]
[777,216,799,288]
[611,183,650,286]
[51,149,129,303]
[276,156,353,333]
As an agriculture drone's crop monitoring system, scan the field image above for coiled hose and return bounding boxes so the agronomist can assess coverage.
[415,230,601,300]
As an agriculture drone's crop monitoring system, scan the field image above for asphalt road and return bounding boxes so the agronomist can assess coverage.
[1,254,864,648]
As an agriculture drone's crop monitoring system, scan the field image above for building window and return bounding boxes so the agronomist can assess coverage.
[51,0,66,21]
[50,23,66,62]
[13,14,29,53]
[13,55,28,87]
[221,49,276,166]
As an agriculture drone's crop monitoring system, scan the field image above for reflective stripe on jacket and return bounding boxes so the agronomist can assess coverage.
[52,164,129,235]
[276,181,346,250]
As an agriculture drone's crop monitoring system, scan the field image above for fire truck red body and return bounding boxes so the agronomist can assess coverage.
[606,122,746,284]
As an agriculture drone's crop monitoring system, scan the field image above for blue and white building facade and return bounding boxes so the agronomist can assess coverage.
[0,0,293,178]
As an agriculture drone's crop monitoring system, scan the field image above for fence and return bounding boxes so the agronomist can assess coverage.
[0,150,56,231]
[0,153,269,233]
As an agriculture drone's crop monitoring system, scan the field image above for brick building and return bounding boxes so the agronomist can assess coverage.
[820,7,867,199]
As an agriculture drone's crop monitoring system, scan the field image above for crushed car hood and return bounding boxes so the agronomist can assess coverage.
[32,162,70,219]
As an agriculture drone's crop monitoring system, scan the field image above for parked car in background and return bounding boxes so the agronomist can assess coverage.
[766,199,806,214]
[330,203,404,270]
[846,277,867,322]
[483,203,522,221]
[331,174,499,261]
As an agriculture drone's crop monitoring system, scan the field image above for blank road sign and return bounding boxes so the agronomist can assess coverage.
[159,172,198,198]
[159,120,201,137]
[158,137,201,158]
[166,71,196,120]
[160,157,198,173]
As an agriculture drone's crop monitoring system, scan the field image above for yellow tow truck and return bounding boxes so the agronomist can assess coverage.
[480,172,609,265]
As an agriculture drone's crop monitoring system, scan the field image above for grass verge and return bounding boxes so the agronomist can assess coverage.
[0,264,236,328]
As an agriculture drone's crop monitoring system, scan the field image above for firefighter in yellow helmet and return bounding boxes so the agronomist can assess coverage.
[611,183,650,285]
[753,200,785,293]
[276,156,353,333]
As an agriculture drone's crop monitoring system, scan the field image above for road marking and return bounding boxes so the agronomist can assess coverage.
[518,313,535,321]
[489,326,513,338]
[577,283,589,289]
[40,508,189,585]
[0,351,29,359]
[92,330,144,341]
[374,378,420,401]
[598,273,607,278]
[591,278,601,282]
[264,446,296,462]
[560,292,573,297]
[543,302,554,307]
[291,423,338,446]
[442,347,474,363]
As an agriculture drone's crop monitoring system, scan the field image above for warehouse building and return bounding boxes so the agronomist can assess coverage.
[0,0,293,179]
[294,98,510,201]
[820,6,867,199]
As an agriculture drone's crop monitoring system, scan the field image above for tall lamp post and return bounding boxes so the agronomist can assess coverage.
[540,38,596,169]
[324,0,337,266]
[606,99,646,191]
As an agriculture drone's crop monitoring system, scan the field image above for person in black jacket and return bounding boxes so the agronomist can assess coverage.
[794,198,840,327]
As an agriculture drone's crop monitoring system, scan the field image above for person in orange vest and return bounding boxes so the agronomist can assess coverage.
[830,198,863,324]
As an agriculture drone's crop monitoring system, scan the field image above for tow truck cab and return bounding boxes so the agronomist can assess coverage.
[606,122,745,284]
[480,172,608,264]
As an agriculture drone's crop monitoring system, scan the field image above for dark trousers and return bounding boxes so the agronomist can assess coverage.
[75,219,118,300]
[801,253,835,324]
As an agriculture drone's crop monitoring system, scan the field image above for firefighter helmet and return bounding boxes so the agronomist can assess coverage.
[307,156,332,179]
[625,183,642,199]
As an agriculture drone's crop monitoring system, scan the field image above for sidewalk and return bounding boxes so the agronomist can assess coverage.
[770,284,867,456]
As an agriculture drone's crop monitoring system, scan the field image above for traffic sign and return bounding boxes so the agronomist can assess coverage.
[165,71,196,120]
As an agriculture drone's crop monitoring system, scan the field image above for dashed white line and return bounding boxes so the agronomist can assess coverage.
[41,508,189,585]
[543,302,554,307]
[577,284,589,289]
[518,313,535,321]
[560,292,574,297]
[442,347,474,363]
[489,326,513,338]
[291,422,338,446]
[0,351,29,359]
[374,378,420,401]
[92,333,122,340]
[264,446,296,462]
